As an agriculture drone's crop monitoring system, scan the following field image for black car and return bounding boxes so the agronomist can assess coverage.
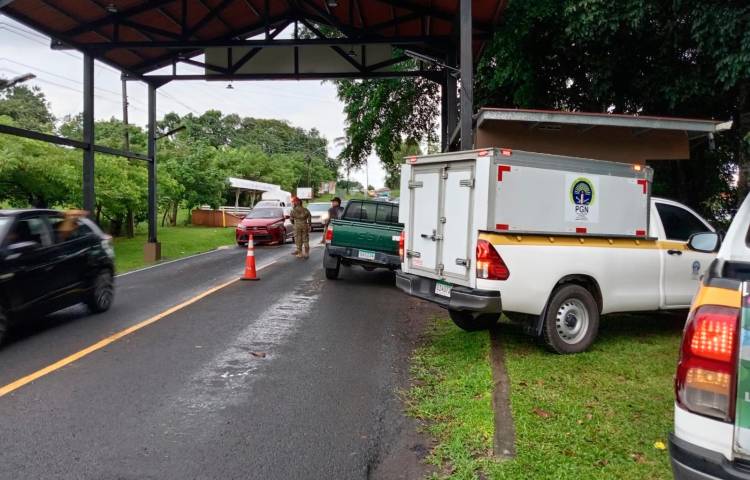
[0,209,115,343]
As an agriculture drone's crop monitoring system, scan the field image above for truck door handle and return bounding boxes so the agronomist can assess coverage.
[421,230,443,241]
[667,249,682,256]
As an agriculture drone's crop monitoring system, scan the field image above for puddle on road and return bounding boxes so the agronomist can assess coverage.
[174,273,322,414]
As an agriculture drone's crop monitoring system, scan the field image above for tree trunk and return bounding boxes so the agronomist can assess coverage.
[161,207,169,227]
[110,216,123,237]
[171,203,179,226]
[126,208,134,238]
[96,205,102,225]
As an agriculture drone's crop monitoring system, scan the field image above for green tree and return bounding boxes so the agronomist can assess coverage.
[0,116,78,208]
[0,84,55,133]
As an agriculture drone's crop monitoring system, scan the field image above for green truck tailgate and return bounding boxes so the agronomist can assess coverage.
[330,219,401,255]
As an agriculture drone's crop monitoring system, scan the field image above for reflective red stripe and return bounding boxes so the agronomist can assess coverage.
[496,224,509,231]
[498,165,511,181]
[576,227,587,234]
[636,229,646,236]
[637,179,648,194]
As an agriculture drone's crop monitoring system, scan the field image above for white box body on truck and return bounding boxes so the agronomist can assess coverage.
[396,148,718,353]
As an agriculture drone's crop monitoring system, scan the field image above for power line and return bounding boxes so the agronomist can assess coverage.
[0,57,148,108]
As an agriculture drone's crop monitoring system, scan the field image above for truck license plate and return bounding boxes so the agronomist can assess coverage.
[435,281,452,298]
[358,250,376,261]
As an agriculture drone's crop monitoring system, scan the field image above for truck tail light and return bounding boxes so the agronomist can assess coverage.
[475,239,509,281]
[325,225,333,244]
[676,305,739,422]
[399,231,405,262]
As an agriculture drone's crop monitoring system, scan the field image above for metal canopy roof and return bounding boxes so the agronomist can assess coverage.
[1,0,506,77]
[477,108,732,134]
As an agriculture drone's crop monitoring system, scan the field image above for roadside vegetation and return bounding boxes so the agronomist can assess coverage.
[112,224,234,274]
[0,87,339,238]
[408,314,681,480]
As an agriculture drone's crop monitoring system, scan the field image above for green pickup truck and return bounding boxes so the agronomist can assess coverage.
[323,199,403,279]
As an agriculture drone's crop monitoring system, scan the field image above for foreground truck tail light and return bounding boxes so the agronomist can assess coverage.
[476,239,509,280]
[399,231,405,261]
[325,225,333,244]
[676,305,739,422]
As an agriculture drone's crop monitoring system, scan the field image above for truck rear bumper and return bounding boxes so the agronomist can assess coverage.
[325,245,401,270]
[395,271,502,313]
[669,433,750,480]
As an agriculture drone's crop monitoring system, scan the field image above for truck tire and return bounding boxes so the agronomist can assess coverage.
[86,269,115,313]
[325,258,340,280]
[449,310,499,331]
[542,284,599,354]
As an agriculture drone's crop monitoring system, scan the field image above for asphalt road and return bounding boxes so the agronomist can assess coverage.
[0,235,430,479]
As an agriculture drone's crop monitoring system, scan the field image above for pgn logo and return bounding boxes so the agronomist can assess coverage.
[571,178,594,207]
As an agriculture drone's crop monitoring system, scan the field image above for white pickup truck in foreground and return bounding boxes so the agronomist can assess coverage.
[396,148,717,353]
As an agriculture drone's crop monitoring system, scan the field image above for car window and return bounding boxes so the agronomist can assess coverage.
[655,203,710,242]
[48,216,93,243]
[375,203,399,224]
[307,204,329,213]
[0,217,10,243]
[6,217,48,246]
[247,208,282,219]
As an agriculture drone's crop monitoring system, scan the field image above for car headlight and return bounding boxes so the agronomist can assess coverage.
[237,225,247,231]
[101,237,115,258]
[270,221,284,229]
[321,213,329,222]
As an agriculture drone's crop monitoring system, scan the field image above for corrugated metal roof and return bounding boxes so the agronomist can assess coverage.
[1,0,506,75]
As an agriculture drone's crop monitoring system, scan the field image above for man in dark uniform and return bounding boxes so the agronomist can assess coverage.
[320,197,344,244]
[290,196,312,258]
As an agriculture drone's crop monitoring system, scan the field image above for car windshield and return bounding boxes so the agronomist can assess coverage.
[247,208,282,219]
[307,203,329,212]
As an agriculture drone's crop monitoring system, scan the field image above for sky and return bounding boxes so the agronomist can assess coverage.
[0,16,387,188]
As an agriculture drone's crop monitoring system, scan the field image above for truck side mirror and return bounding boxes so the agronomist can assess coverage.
[687,232,720,253]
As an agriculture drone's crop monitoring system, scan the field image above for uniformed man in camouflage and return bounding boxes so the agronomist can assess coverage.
[290,196,312,258]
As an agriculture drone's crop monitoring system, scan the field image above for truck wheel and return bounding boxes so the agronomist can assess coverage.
[449,310,499,331]
[86,269,115,313]
[325,259,340,280]
[542,284,599,354]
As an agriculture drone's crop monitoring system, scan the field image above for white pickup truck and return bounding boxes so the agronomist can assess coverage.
[396,148,718,353]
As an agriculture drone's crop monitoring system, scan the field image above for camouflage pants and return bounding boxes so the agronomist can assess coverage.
[294,225,309,253]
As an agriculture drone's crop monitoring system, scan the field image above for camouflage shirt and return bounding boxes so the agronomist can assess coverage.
[290,204,311,225]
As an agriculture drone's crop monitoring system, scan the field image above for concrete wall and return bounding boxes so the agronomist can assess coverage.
[475,121,690,164]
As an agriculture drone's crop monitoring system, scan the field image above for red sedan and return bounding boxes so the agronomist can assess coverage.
[235,207,293,246]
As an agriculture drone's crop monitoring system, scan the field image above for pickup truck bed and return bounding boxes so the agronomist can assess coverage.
[323,200,403,279]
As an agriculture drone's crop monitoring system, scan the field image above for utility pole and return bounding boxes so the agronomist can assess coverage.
[122,78,134,238]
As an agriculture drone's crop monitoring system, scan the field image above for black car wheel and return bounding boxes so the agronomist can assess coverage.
[0,307,8,345]
[86,269,114,313]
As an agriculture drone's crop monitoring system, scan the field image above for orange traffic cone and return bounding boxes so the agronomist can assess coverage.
[241,235,259,281]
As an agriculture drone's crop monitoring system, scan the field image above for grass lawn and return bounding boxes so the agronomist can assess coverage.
[112,225,235,273]
[407,313,683,480]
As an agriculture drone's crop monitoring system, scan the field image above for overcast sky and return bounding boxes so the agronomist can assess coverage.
[0,16,387,188]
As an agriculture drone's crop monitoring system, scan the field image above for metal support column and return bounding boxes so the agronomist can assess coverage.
[82,54,95,214]
[459,0,473,150]
[440,77,449,152]
[447,50,458,150]
[145,83,161,262]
